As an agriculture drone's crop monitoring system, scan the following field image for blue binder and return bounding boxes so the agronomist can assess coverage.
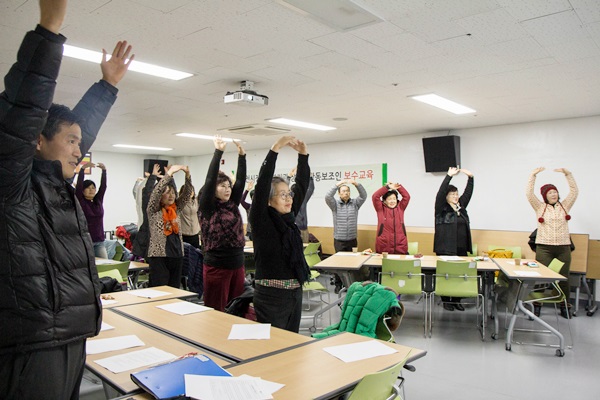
[131,355,231,399]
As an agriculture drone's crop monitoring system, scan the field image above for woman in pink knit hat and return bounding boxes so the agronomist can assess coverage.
[526,167,578,318]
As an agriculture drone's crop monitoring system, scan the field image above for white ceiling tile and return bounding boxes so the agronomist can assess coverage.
[497,0,572,21]
[456,8,528,45]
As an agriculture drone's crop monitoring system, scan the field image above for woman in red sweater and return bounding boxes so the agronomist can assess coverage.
[372,183,411,254]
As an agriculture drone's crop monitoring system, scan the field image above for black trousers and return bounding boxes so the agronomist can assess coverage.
[254,284,303,333]
[0,340,86,400]
[182,234,200,249]
[536,244,572,302]
[334,238,357,252]
[148,256,183,288]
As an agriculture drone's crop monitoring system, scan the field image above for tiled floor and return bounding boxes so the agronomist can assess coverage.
[82,277,599,399]
[297,279,599,400]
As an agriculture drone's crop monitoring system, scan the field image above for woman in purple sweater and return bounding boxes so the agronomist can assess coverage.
[76,162,108,258]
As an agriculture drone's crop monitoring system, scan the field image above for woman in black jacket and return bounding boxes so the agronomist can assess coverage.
[249,136,311,332]
[433,166,474,311]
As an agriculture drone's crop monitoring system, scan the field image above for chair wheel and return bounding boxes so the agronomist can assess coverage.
[556,349,565,357]
[505,344,511,351]
[309,326,316,333]
[491,333,497,340]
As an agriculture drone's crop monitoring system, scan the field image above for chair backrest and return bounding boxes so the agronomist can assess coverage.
[468,243,478,257]
[407,242,418,255]
[113,241,125,261]
[487,245,521,258]
[547,258,565,274]
[304,242,322,267]
[98,268,124,283]
[348,358,407,400]
[380,259,423,296]
[435,260,479,298]
[96,261,130,284]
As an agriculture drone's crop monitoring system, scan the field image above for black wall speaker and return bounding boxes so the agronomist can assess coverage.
[422,135,461,173]
[143,159,169,176]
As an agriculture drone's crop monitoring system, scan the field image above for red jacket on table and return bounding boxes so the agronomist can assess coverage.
[372,185,411,254]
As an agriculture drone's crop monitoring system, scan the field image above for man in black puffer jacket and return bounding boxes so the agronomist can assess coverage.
[0,2,133,398]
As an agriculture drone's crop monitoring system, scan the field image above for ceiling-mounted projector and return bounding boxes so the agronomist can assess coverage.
[224,80,269,106]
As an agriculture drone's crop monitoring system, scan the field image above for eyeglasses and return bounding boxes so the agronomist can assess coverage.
[273,191,295,200]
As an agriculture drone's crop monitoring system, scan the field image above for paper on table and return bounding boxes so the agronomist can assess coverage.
[514,270,542,277]
[323,340,397,363]
[94,347,176,374]
[127,288,170,298]
[335,252,361,257]
[239,374,285,395]
[100,322,115,331]
[157,302,213,315]
[101,298,118,306]
[388,254,403,259]
[439,256,464,261]
[86,335,145,355]
[95,259,119,265]
[228,324,271,340]
[185,375,272,400]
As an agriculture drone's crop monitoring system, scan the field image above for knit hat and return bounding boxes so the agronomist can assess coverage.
[540,184,558,203]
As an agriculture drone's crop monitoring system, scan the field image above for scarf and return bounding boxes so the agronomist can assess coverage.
[162,203,179,236]
[268,208,310,285]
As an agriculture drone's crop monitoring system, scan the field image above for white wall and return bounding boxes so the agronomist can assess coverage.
[96,115,600,240]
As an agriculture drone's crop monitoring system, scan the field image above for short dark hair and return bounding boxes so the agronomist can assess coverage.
[337,184,349,193]
[446,185,458,196]
[217,171,232,188]
[42,104,85,140]
[82,180,96,190]
[382,190,398,202]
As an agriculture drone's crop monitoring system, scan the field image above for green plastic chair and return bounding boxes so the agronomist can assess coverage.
[433,260,484,340]
[112,241,125,261]
[347,357,408,400]
[521,258,573,350]
[304,242,322,267]
[407,242,418,255]
[379,258,427,337]
[96,261,131,289]
[487,245,521,259]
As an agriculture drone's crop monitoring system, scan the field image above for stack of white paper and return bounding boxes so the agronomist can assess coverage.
[185,374,282,400]
[86,335,145,355]
[228,324,271,340]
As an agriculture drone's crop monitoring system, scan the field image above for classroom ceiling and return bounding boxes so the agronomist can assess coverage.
[1,0,600,156]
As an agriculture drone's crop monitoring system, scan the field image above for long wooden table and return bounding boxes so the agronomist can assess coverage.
[86,310,231,395]
[313,252,374,289]
[225,332,426,400]
[113,298,313,362]
[102,285,197,309]
[492,258,568,356]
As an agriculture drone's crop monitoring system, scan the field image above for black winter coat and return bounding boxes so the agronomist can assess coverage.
[0,26,118,354]
[433,175,474,256]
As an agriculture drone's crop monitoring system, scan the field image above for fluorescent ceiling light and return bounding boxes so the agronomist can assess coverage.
[410,94,476,115]
[175,133,238,142]
[63,45,193,81]
[267,118,336,131]
[278,0,382,31]
[113,144,172,151]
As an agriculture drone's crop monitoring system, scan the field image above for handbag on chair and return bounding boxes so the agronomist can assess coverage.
[487,248,513,258]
